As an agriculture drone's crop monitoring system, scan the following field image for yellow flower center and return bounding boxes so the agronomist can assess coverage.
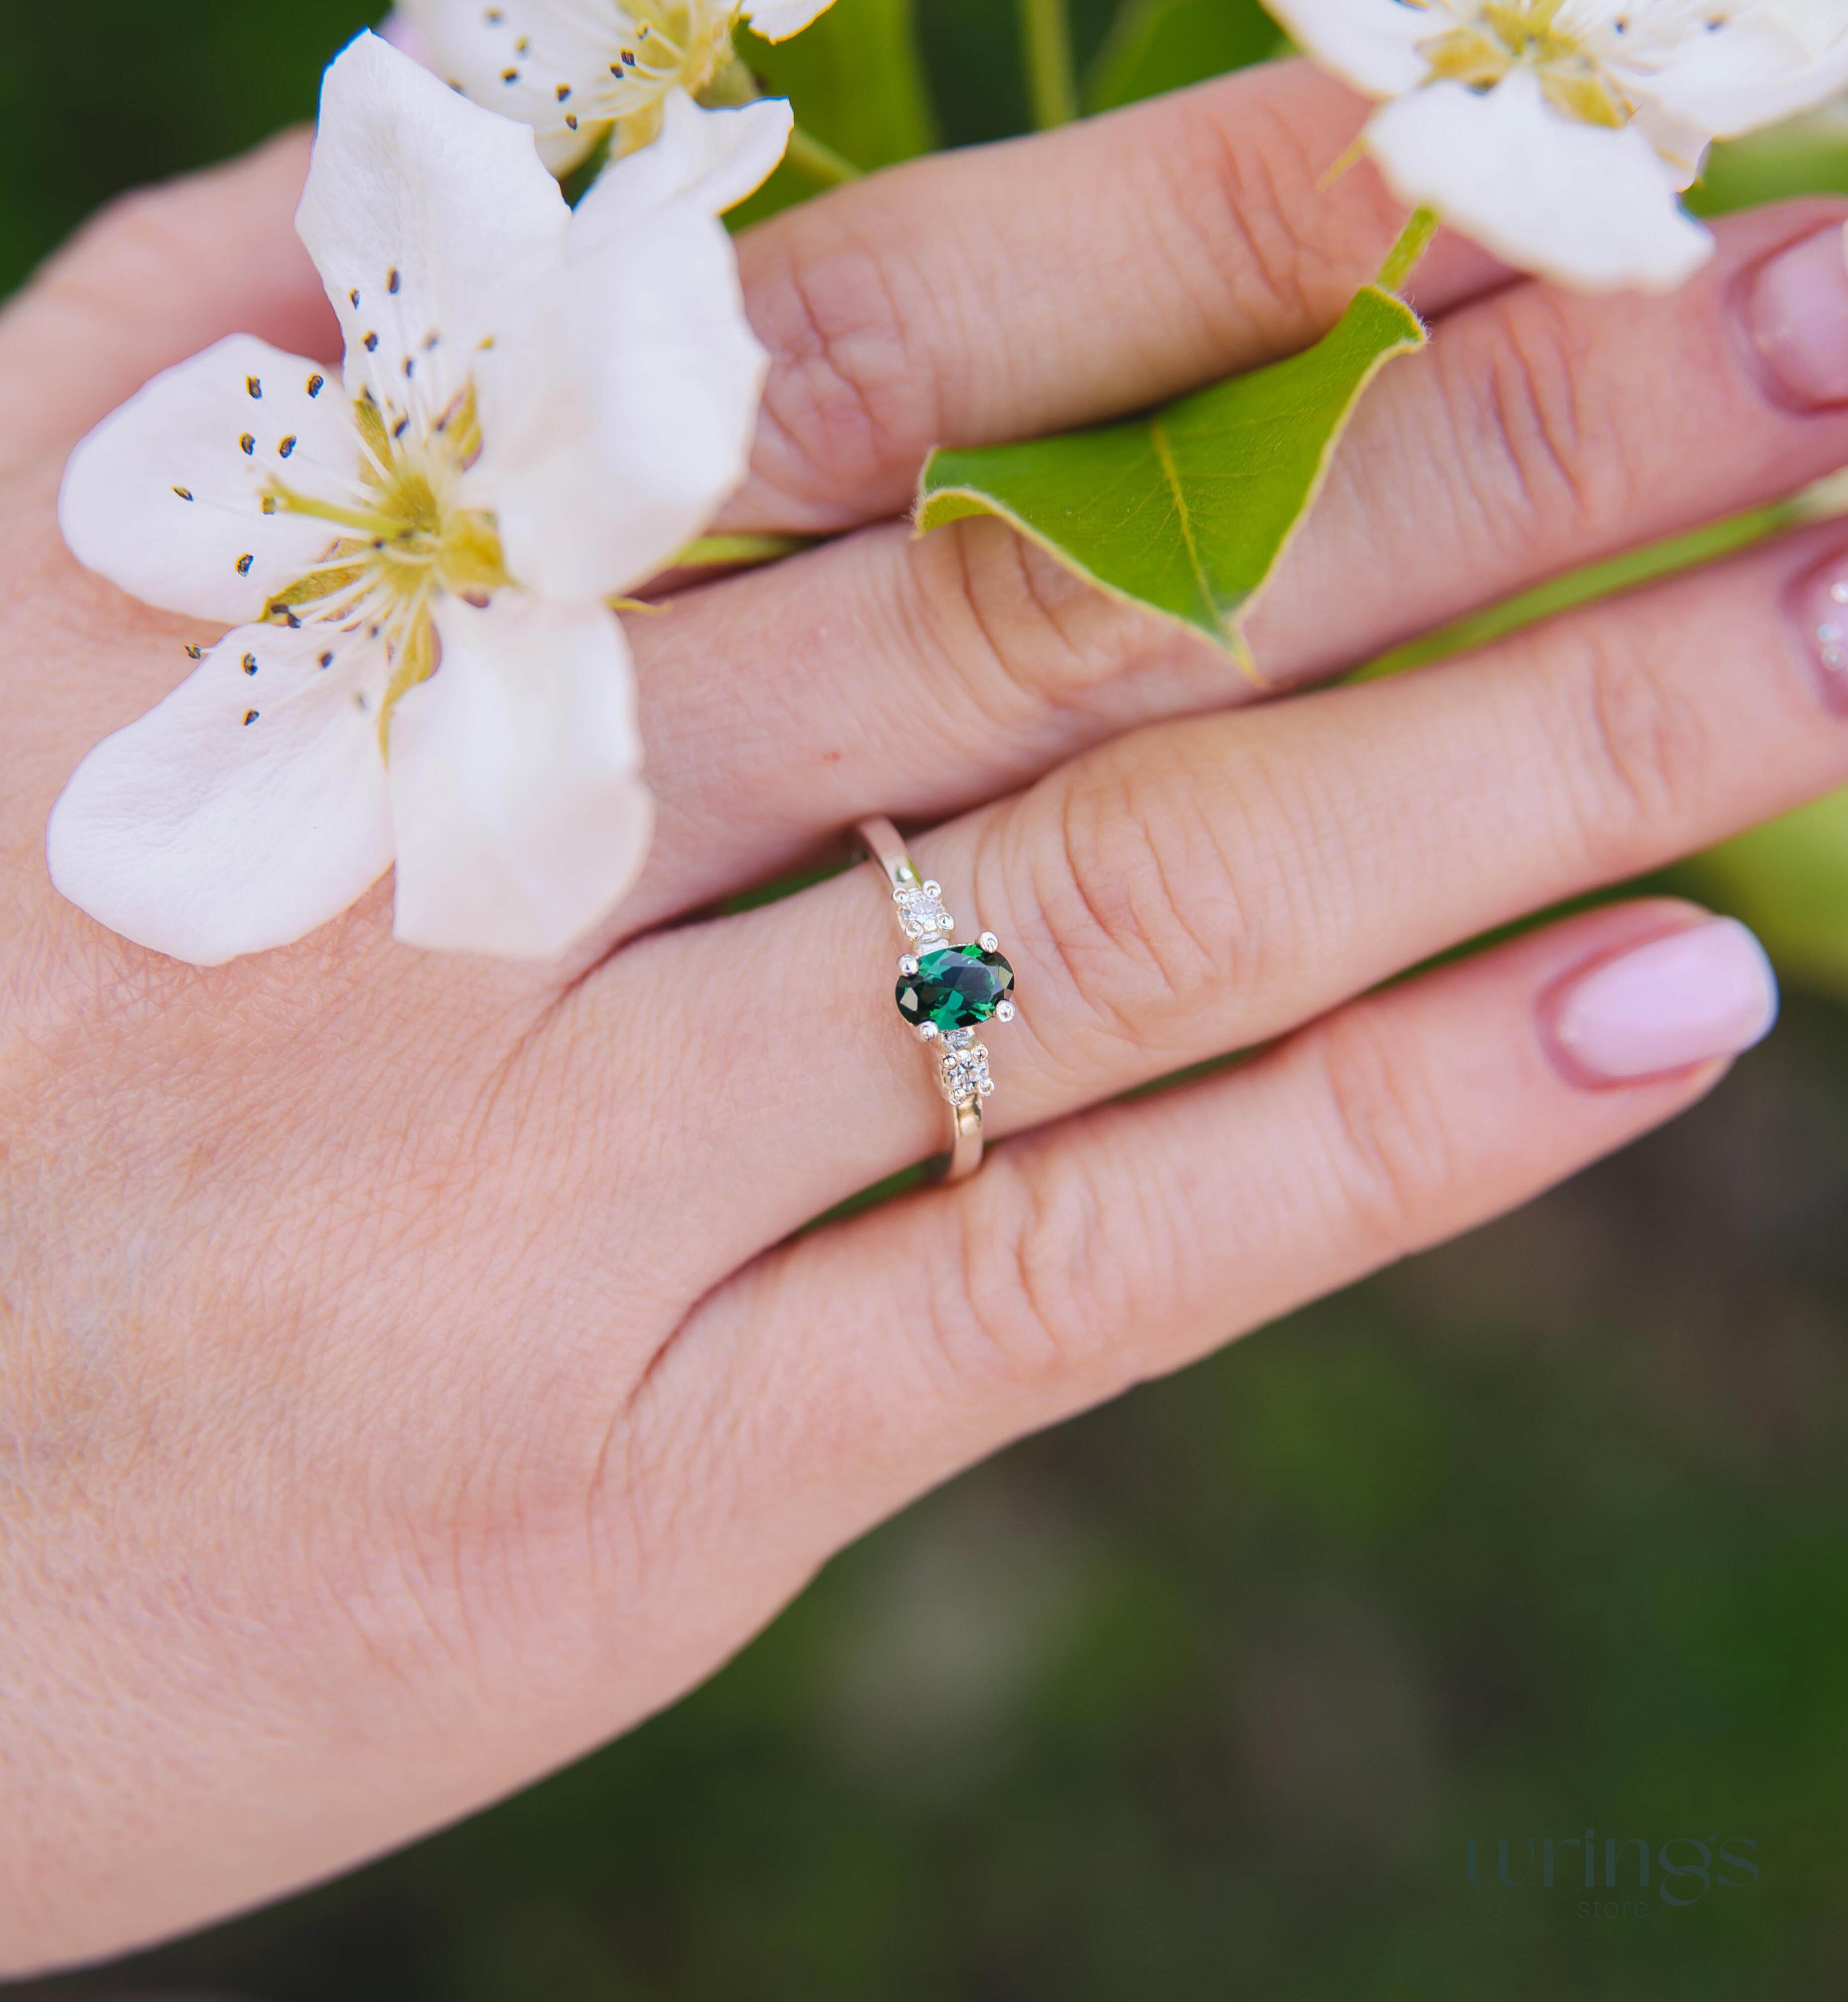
[263,382,509,748]
[1420,0,1631,127]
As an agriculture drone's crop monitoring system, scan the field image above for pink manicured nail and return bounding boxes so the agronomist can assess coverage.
[1744,222,1848,408]
[1548,919,1779,1085]
[1788,547,1848,714]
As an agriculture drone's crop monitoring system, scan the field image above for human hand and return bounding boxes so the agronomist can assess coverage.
[5,57,1847,1967]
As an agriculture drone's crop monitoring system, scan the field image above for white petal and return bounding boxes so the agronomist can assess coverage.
[473,200,767,601]
[1638,14,1848,140]
[744,0,839,41]
[397,0,617,172]
[296,32,570,416]
[572,90,793,233]
[46,626,393,966]
[1366,73,1713,293]
[60,334,357,625]
[387,594,651,959]
[1260,0,1434,98]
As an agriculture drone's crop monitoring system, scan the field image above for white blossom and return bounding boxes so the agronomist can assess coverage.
[1269,0,1848,289]
[398,0,837,173]
[48,33,789,965]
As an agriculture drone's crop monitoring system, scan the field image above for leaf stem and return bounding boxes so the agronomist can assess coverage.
[673,533,817,569]
[1377,205,1440,294]
[1017,0,1079,130]
[785,126,862,186]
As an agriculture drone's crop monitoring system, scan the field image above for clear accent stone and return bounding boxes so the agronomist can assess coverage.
[894,883,954,941]
[937,1041,991,1108]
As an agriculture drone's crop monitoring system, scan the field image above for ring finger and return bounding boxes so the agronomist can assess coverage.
[578,514,1848,1281]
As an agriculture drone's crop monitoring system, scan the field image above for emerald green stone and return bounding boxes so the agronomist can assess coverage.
[896,943,1015,1032]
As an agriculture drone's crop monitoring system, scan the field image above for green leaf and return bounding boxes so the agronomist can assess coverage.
[916,286,1425,662]
[1689,791,1848,1001]
[731,0,937,225]
[1087,0,1283,114]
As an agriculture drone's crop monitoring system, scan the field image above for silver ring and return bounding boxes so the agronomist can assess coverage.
[857,817,1016,1183]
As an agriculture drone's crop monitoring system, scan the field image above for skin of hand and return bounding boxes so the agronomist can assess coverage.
[4,57,1848,1970]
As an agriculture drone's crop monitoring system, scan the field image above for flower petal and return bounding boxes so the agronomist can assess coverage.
[46,626,393,965]
[1638,11,1848,140]
[1366,72,1713,294]
[474,197,766,601]
[396,0,629,173]
[387,594,650,958]
[296,31,570,417]
[571,90,793,233]
[744,0,840,42]
[60,334,358,625]
[1260,0,1432,99]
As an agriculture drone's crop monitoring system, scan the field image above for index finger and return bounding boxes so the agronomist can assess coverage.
[729,58,1507,533]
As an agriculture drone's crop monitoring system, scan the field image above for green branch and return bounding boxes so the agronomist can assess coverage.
[1017,0,1079,131]
[786,125,862,186]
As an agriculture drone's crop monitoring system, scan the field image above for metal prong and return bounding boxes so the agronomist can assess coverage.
[978,931,999,952]
[978,1079,996,1097]
[995,1000,1016,1023]
[917,1021,940,1042]
[898,954,920,976]
[923,880,941,898]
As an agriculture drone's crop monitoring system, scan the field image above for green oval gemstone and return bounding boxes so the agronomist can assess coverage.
[896,943,1015,1031]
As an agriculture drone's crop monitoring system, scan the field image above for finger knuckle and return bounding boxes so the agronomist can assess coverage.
[921,518,1183,731]
[1555,619,1712,861]
[746,218,937,518]
[1311,1000,1458,1256]
[1450,296,1635,555]
[1156,87,1401,341]
[1023,739,1264,1057]
[925,1149,1122,1395]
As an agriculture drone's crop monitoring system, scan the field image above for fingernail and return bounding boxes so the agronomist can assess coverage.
[1548,919,1779,1085]
[1744,221,1848,408]
[1787,546,1848,714]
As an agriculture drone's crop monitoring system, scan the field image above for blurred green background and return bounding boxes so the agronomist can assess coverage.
[6,3,1848,1996]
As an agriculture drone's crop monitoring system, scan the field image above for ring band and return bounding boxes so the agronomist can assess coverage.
[857,817,1016,1184]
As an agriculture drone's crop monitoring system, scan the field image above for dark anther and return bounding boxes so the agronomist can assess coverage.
[319,651,334,668]
[240,433,256,455]
[556,82,572,100]
[388,267,402,293]
[393,416,410,439]
[279,436,297,458]
[242,709,260,726]
[172,486,194,501]
[236,554,254,575]
[246,376,262,399]
[364,332,380,352]
[307,373,325,397]
[185,644,203,660]
[350,288,361,308]
[242,653,258,676]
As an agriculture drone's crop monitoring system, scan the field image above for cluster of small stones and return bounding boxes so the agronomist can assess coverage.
[894,880,954,942]
[936,1040,993,1109]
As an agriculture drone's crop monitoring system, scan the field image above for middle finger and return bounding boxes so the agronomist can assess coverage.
[583,511,1848,1275]
[615,200,1848,937]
